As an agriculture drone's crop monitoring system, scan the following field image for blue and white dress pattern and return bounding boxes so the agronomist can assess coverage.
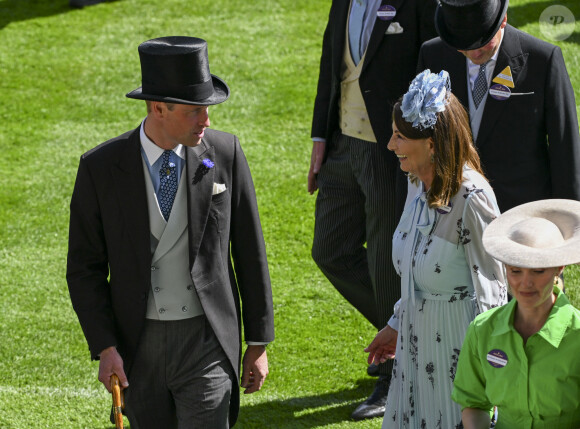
[382,166,507,429]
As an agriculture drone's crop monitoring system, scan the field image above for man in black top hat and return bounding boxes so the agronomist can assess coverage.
[66,36,274,428]
[417,0,580,212]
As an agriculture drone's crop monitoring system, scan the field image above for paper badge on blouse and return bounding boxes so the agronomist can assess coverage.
[487,349,508,368]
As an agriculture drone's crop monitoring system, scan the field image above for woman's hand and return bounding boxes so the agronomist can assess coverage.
[365,325,398,365]
[461,407,491,429]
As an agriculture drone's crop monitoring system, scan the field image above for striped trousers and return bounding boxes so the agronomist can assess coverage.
[312,132,403,376]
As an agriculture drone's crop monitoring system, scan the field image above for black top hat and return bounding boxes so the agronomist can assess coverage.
[435,0,509,50]
[126,36,229,106]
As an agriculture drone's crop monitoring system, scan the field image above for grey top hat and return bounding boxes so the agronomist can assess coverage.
[482,199,580,268]
[126,36,229,106]
[435,0,509,50]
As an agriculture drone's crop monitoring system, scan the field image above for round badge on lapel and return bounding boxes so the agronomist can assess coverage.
[489,83,511,101]
[377,5,396,20]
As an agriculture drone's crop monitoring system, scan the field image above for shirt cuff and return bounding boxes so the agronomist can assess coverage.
[387,314,399,331]
[246,341,269,346]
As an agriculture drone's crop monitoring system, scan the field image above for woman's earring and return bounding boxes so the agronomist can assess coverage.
[430,154,434,164]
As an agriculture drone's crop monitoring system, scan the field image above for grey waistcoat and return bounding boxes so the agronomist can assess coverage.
[467,67,489,143]
[142,159,204,320]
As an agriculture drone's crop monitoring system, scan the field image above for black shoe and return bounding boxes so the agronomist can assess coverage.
[351,375,389,421]
[69,0,106,8]
[367,363,380,377]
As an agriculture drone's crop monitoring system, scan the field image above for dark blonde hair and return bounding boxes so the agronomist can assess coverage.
[392,93,484,208]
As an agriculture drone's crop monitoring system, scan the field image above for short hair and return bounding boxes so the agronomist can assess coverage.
[145,100,176,113]
[392,93,485,209]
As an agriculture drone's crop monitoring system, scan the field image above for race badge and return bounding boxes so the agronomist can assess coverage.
[489,84,511,101]
[377,5,396,20]
[487,349,508,368]
[492,66,515,88]
[436,201,453,214]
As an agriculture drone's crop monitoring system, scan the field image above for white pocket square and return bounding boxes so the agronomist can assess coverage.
[386,22,404,34]
[212,183,227,195]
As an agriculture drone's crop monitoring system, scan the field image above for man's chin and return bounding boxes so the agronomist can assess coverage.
[183,132,204,147]
[183,139,202,147]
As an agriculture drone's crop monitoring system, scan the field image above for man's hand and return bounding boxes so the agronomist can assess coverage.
[365,325,398,365]
[98,346,129,393]
[240,345,268,394]
[308,140,326,194]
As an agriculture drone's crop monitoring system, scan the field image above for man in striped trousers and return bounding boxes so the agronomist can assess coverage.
[308,0,437,421]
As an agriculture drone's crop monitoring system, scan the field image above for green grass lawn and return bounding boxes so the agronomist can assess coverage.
[0,0,578,427]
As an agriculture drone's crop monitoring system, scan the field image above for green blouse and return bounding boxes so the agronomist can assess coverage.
[452,287,580,429]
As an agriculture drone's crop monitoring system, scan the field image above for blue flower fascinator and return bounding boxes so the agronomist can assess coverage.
[401,69,451,130]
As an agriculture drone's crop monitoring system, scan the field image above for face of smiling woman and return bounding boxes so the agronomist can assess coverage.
[388,121,435,189]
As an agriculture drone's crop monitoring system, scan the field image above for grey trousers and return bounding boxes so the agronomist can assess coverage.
[124,316,234,429]
[312,133,401,376]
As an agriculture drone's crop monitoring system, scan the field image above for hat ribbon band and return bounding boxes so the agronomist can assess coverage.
[143,79,214,101]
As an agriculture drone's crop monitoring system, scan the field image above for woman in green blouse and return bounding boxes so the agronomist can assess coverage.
[452,199,580,429]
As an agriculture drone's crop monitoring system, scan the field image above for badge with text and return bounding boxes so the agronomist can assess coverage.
[492,66,515,88]
[489,84,511,101]
[486,349,508,368]
[377,5,396,20]
[436,201,453,214]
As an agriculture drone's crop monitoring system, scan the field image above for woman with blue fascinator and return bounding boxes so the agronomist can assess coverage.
[365,70,507,428]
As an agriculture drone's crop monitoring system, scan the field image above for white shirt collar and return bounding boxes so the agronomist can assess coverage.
[139,119,185,165]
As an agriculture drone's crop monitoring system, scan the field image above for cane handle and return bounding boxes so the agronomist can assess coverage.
[110,374,124,429]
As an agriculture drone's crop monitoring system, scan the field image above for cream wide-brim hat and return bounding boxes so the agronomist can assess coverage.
[482,199,580,268]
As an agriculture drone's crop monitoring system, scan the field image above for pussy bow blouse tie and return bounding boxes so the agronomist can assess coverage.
[398,192,437,304]
[399,192,437,236]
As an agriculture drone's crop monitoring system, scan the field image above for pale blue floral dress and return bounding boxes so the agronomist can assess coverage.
[382,166,507,429]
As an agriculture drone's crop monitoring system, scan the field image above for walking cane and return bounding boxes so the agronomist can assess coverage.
[110,374,125,429]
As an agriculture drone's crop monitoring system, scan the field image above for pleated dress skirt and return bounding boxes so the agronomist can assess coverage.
[382,290,477,429]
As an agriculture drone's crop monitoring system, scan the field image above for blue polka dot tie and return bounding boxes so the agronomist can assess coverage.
[158,150,178,221]
[472,61,490,109]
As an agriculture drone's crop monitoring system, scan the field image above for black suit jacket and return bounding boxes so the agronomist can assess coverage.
[66,127,274,425]
[311,0,437,212]
[418,25,580,211]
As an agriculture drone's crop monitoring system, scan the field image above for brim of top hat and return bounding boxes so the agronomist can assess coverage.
[435,0,509,51]
[125,74,230,106]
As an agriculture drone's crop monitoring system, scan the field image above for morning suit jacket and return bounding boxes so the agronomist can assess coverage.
[311,0,437,212]
[418,24,580,212]
[66,127,275,425]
